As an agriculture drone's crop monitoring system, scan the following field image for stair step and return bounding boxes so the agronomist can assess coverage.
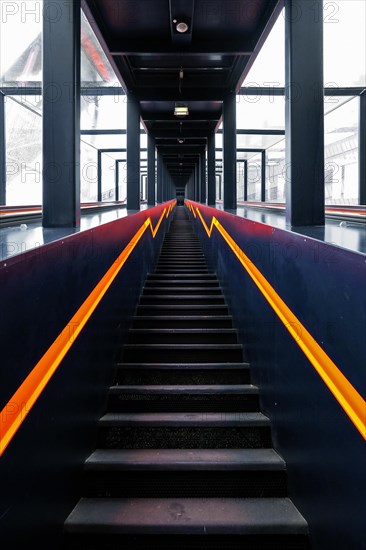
[121,343,244,363]
[99,412,269,428]
[147,273,217,279]
[131,316,233,329]
[109,385,258,395]
[142,287,222,295]
[139,295,226,305]
[115,363,251,385]
[127,328,237,344]
[107,384,259,412]
[144,280,220,286]
[97,412,272,450]
[85,448,286,471]
[64,497,308,535]
[136,305,230,316]
[83,453,287,497]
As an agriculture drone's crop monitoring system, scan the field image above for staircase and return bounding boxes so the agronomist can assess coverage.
[63,205,309,549]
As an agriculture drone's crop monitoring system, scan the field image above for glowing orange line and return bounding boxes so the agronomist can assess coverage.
[0,201,176,456]
[186,200,366,439]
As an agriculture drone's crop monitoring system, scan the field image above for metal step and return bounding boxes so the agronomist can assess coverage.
[138,295,226,305]
[64,497,308,535]
[127,328,238,344]
[85,448,286,471]
[131,316,233,329]
[115,363,252,385]
[107,384,259,412]
[96,412,272,450]
[83,448,287,498]
[135,304,230,316]
[121,343,244,363]
[142,287,222,295]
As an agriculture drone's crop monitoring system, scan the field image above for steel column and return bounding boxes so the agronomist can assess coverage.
[285,0,325,226]
[147,134,156,205]
[42,0,81,227]
[157,151,163,203]
[223,93,237,210]
[97,151,102,201]
[0,93,5,205]
[359,91,366,205]
[207,132,216,205]
[243,160,248,201]
[200,151,207,203]
[261,150,266,202]
[127,94,141,210]
[115,160,119,201]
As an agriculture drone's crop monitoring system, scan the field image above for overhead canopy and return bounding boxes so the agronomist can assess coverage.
[82,0,283,185]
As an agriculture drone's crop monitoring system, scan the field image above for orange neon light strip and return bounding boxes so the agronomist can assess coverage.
[186,200,366,439]
[0,201,176,456]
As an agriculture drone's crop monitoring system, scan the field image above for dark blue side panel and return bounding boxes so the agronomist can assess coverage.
[187,201,366,550]
[0,202,174,546]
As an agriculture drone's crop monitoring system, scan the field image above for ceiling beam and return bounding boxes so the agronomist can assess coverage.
[141,111,221,122]
[109,42,253,56]
[154,130,209,138]
[135,88,226,101]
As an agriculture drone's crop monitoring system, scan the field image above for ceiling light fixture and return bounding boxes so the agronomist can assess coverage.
[173,19,189,33]
[174,102,189,117]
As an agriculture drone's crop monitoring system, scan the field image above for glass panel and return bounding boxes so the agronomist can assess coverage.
[236,95,285,130]
[81,10,120,86]
[237,151,258,161]
[5,96,42,205]
[0,1,42,87]
[242,8,285,87]
[324,0,366,87]
[101,153,116,201]
[80,141,98,202]
[265,138,286,203]
[81,95,127,130]
[237,162,245,201]
[324,96,359,205]
[237,133,284,149]
[117,161,127,202]
[81,133,127,150]
[247,153,262,201]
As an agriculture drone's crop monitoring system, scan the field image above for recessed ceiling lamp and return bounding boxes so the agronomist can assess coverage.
[177,138,185,144]
[174,103,189,117]
[172,19,189,33]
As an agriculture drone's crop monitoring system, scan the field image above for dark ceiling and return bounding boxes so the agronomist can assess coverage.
[82,0,282,185]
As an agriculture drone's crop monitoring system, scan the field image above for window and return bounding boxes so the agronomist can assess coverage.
[5,96,42,205]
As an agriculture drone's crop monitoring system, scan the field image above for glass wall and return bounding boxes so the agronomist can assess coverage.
[0,3,125,206]
[5,96,42,205]
[324,97,359,204]
[247,154,262,202]
[80,140,98,202]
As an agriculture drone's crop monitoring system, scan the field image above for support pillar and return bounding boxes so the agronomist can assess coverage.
[147,134,156,206]
[207,132,216,205]
[157,151,163,203]
[0,93,5,205]
[127,94,140,210]
[194,163,200,201]
[97,151,102,201]
[115,160,120,201]
[43,0,80,227]
[359,91,366,205]
[223,93,237,210]
[261,150,266,202]
[243,160,248,201]
[200,151,207,203]
[285,0,324,225]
